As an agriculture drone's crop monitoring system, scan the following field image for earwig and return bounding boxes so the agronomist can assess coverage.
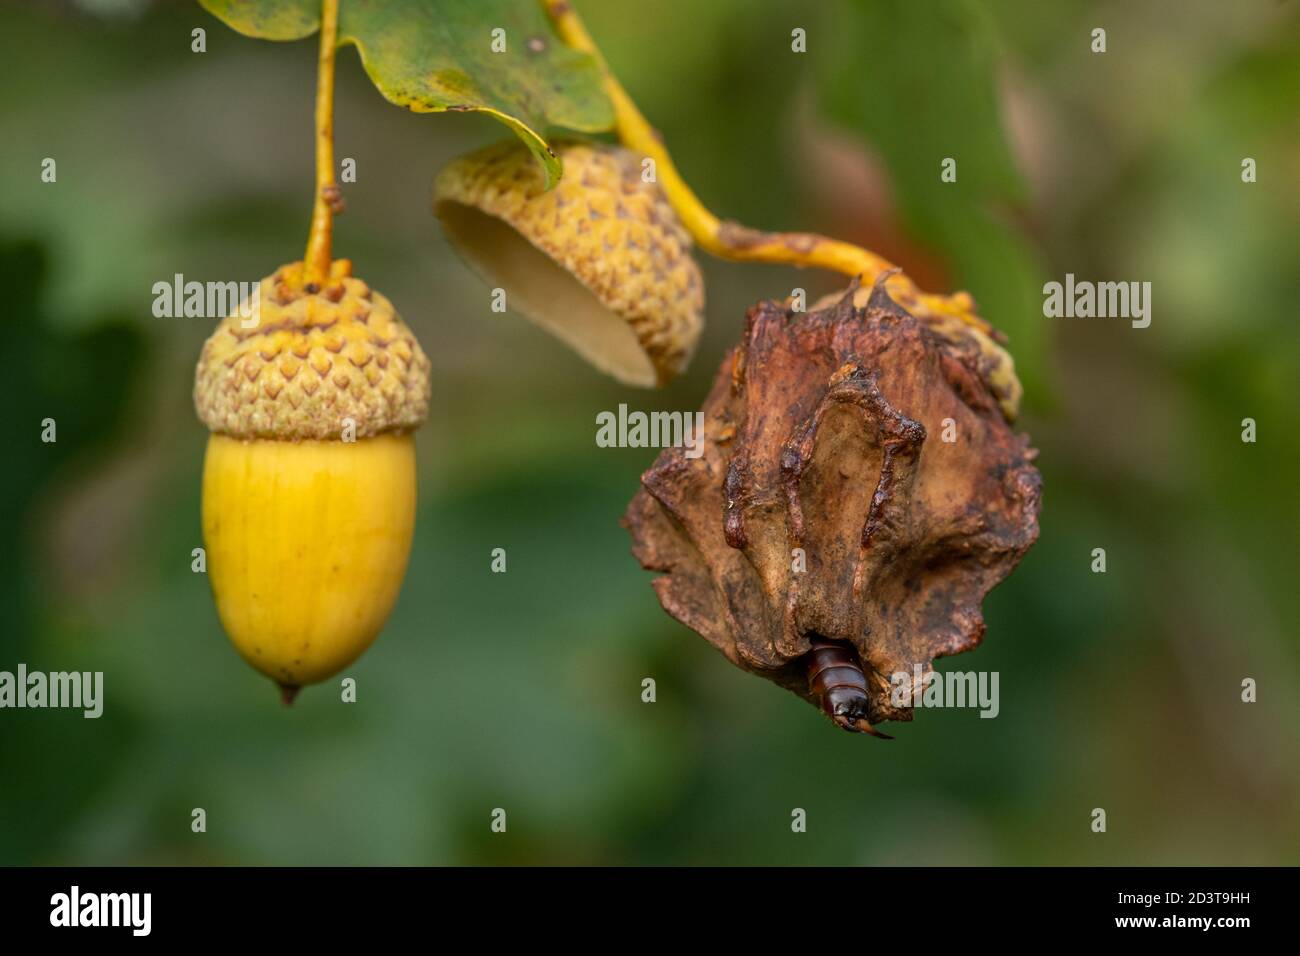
[804,638,893,739]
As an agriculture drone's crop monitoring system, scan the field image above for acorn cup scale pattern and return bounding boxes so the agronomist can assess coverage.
[194,259,430,698]
[194,260,430,441]
[434,139,705,387]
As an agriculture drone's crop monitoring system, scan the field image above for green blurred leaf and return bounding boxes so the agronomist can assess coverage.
[821,0,1022,200]
[198,0,318,39]
[198,0,614,187]
[819,0,1049,404]
[0,239,146,636]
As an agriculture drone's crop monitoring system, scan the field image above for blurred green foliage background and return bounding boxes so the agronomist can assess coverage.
[2,0,1297,865]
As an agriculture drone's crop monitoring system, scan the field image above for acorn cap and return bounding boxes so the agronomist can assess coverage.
[194,260,431,441]
[434,139,705,387]
[811,283,1023,421]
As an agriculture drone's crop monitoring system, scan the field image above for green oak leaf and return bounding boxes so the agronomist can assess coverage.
[199,0,614,188]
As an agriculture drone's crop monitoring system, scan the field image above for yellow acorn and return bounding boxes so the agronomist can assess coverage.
[434,139,705,386]
[195,260,431,700]
[191,3,436,701]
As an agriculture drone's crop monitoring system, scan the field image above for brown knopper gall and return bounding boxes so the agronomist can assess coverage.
[623,277,1041,737]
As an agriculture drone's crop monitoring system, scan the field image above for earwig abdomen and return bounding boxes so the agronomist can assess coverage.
[804,638,893,739]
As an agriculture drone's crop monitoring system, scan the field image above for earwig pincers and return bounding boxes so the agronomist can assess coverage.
[803,638,894,739]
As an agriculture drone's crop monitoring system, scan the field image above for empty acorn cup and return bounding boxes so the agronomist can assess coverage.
[434,139,705,387]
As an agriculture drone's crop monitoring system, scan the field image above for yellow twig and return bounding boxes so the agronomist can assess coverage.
[304,0,340,284]
[541,0,993,336]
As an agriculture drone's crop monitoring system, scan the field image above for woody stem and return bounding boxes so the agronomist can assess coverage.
[540,0,989,333]
[303,0,340,284]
